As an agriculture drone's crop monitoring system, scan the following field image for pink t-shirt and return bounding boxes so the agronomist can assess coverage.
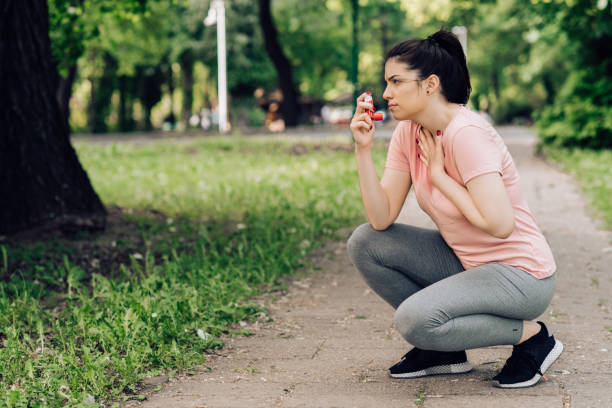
[385,106,556,279]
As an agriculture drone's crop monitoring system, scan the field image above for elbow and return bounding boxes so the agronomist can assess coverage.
[369,216,392,231]
[370,222,391,231]
[490,219,515,239]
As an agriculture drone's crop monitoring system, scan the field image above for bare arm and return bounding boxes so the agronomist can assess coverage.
[432,171,514,238]
[355,145,412,230]
[350,92,411,230]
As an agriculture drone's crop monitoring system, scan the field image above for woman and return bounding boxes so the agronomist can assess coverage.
[347,29,562,389]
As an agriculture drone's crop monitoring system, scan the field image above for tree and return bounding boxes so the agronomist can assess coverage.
[48,0,147,128]
[529,0,612,147]
[257,0,300,127]
[0,0,106,235]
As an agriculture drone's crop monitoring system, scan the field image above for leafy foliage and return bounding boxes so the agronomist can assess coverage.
[48,0,612,139]
[48,0,147,77]
[528,0,612,147]
[536,70,612,148]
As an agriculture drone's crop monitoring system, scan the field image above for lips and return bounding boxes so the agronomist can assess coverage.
[388,104,398,109]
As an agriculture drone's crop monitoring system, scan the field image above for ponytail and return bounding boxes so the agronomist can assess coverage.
[385,29,471,104]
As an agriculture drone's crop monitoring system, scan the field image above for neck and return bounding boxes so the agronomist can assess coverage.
[412,99,462,135]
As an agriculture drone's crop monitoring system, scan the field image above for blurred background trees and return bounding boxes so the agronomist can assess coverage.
[48,0,610,147]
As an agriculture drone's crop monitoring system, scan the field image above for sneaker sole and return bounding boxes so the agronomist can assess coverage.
[493,338,564,389]
[390,361,473,379]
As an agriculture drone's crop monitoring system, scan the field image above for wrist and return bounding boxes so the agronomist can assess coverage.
[354,143,372,155]
[430,169,446,186]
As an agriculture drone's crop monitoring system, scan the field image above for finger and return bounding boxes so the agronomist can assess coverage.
[350,119,367,130]
[355,100,374,115]
[355,113,373,125]
[435,131,443,148]
[418,153,428,166]
[421,128,434,150]
[420,149,429,162]
[417,133,428,153]
[417,141,426,156]
[352,112,369,125]
[358,112,372,120]
[354,94,368,114]
[356,92,370,104]
[420,127,432,142]
[435,134,443,150]
[354,121,371,132]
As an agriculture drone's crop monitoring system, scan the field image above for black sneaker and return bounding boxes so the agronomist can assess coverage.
[492,321,563,388]
[389,347,472,378]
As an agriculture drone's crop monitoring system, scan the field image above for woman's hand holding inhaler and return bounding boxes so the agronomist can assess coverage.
[350,92,383,150]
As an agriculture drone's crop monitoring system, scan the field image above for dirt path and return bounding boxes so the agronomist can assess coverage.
[136,127,611,408]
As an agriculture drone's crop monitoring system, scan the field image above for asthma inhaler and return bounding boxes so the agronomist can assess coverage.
[364,94,384,121]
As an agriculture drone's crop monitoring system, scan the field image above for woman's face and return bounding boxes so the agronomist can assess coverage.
[382,58,427,121]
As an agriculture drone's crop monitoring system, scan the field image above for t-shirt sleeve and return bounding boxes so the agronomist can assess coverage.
[384,123,411,173]
[452,125,503,184]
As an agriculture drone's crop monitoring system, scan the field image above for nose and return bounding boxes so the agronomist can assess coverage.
[383,84,391,101]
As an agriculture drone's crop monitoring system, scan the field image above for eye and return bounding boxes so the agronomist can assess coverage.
[392,79,400,84]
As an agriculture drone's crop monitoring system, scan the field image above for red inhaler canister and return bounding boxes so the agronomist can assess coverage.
[364,94,384,121]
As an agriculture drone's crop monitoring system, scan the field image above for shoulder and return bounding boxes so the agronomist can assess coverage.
[450,125,491,143]
[446,109,499,147]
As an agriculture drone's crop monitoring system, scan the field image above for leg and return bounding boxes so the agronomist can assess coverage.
[347,223,465,309]
[517,320,544,344]
[394,263,556,351]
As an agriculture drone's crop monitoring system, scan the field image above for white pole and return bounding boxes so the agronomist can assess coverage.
[215,0,228,133]
[452,26,468,58]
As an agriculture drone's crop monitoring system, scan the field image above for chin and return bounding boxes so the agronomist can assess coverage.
[391,110,411,121]
[393,106,423,122]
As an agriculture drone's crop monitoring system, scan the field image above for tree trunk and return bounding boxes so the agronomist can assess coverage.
[139,65,164,131]
[87,50,98,133]
[491,70,501,102]
[89,52,117,133]
[0,0,106,235]
[179,51,194,126]
[541,73,555,105]
[118,75,128,132]
[164,63,176,127]
[54,0,84,129]
[56,64,77,128]
[257,0,300,127]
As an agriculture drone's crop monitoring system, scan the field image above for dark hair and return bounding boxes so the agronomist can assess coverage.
[385,29,471,104]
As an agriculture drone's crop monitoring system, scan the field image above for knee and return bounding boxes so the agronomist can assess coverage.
[394,300,452,351]
[346,223,377,266]
[394,300,428,347]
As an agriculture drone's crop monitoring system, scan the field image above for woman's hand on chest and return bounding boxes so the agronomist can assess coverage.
[416,127,446,184]
[416,127,515,238]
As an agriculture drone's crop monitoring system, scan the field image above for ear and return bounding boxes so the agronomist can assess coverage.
[424,74,441,95]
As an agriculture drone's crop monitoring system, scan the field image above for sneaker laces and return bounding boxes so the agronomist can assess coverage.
[497,348,548,381]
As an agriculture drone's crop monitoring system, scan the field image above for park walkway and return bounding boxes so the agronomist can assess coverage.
[137,127,611,408]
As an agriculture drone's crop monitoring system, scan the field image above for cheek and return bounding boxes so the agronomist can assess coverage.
[400,93,426,110]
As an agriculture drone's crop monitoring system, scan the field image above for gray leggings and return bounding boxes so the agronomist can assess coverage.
[347,223,556,352]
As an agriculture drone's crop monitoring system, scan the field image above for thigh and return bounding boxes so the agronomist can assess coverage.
[402,262,556,321]
[347,223,465,288]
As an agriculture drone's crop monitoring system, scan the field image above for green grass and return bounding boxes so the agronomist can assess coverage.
[0,136,387,407]
[542,146,612,229]
[414,385,427,406]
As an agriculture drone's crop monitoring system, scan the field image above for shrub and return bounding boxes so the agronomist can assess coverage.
[536,70,612,148]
